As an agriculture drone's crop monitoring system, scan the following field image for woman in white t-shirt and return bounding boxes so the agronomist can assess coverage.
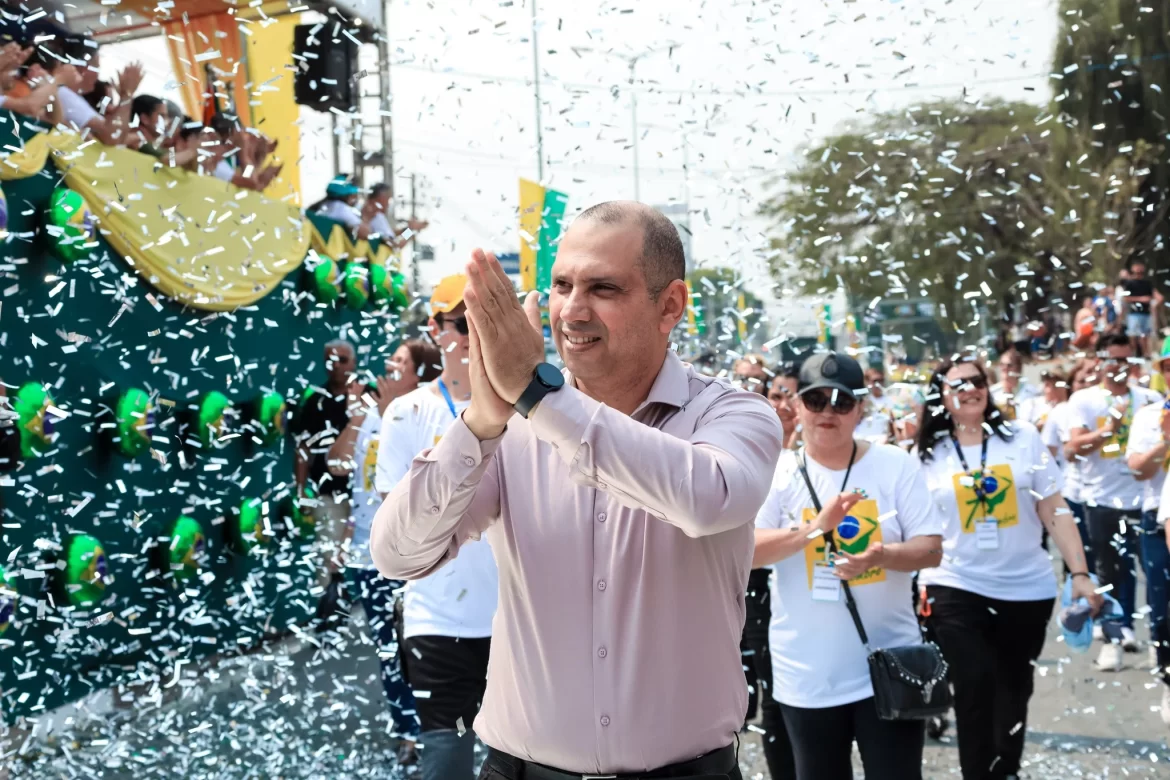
[917,356,1102,780]
[754,352,943,780]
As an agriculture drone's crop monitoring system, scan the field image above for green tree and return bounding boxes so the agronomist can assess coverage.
[1051,0,1170,274]
[760,98,1158,327]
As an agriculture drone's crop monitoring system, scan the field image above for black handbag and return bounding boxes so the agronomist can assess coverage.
[797,450,953,721]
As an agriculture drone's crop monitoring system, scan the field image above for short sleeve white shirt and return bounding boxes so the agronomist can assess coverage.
[1068,385,1162,508]
[756,443,941,708]
[314,198,362,229]
[918,424,1062,601]
[375,384,498,639]
[56,86,98,132]
[1126,401,1168,513]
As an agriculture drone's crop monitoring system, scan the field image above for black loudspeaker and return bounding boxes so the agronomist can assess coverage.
[293,24,358,112]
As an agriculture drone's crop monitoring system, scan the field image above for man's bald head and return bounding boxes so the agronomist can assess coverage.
[575,201,685,298]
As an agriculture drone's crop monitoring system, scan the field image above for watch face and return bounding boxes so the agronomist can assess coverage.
[535,362,565,389]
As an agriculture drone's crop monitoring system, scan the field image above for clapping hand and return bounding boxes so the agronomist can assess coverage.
[461,249,544,440]
[813,491,864,537]
[463,249,544,404]
[115,62,144,100]
[833,542,885,581]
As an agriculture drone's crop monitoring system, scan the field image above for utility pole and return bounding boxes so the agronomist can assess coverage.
[531,0,544,183]
[409,174,418,247]
[629,58,639,202]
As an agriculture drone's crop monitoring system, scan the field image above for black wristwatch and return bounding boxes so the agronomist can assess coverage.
[514,362,565,418]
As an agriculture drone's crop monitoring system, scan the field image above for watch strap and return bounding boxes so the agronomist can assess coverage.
[514,377,551,419]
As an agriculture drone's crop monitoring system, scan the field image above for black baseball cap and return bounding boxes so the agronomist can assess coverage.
[798,352,866,398]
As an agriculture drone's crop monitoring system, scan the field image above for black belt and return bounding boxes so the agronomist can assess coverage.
[483,744,736,780]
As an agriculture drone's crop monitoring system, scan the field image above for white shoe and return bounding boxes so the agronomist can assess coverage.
[1093,624,1104,641]
[1162,687,1170,727]
[1096,642,1124,671]
[1122,627,1139,652]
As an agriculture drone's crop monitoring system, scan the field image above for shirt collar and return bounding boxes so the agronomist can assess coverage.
[563,350,692,414]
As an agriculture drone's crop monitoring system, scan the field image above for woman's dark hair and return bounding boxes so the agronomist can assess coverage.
[916,355,1013,462]
[83,80,113,111]
[131,94,164,124]
[402,338,442,383]
[1097,331,1131,351]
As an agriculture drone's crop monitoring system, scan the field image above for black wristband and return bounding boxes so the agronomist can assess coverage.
[1070,572,1092,580]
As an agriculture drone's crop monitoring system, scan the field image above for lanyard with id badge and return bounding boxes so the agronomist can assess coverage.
[801,442,857,604]
[951,433,998,550]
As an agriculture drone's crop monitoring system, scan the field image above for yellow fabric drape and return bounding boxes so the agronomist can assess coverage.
[2,132,309,311]
[243,14,302,204]
[164,13,252,126]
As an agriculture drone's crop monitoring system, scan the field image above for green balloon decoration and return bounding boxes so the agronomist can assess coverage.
[114,387,153,457]
[168,515,206,580]
[196,391,233,450]
[47,187,97,262]
[0,564,16,635]
[253,392,288,446]
[234,498,272,553]
[14,382,56,458]
[344,262,371,310]
[64,534,109,608]
[370,264,409,310]
[311,253,343,303]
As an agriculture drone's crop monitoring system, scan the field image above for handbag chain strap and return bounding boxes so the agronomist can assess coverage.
[797,443,872,654]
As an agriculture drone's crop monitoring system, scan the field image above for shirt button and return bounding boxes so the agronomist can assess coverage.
[597,512,606,522]
[597,482,607,490]
[600,715,610,727]
[597,647,607,658]
[429,506,440,515]
[463,456,475,467]
[597,580,606,591]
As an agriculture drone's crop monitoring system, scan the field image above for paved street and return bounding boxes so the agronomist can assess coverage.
[2,590,1168,779]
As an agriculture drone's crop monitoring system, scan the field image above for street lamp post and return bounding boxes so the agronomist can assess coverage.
[574,43,679,201]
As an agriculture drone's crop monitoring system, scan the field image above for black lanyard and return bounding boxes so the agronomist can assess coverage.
[950,432,990,514]
[798,441,858,556]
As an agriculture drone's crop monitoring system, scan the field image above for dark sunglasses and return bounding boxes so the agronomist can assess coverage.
[945,375,988,391]
[438,315,469,336]
[800,389,858,415]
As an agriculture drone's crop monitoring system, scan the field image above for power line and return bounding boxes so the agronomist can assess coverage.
[394,137,777,177]
[391,61,1049,98]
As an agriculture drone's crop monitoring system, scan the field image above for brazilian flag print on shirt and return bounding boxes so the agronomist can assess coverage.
[801,498,886,587]
[951,465,1019,532]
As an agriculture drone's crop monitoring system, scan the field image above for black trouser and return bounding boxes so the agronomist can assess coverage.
[779,697,924,780]
[740,569,796,780]
[1085,505,1142,630]
[926,585,1054,780]
[477,746,744,780]
[401,635,491,733]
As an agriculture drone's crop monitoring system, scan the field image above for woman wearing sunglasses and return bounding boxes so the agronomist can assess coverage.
[754,352,943,780]
[916,356,1102,780]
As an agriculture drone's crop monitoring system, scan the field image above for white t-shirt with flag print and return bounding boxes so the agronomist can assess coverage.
[917,424,1062,602]
[1068,385,1162,509]
[755,444,940,709]
[1126,401,1169,514]
[375,384,498,640]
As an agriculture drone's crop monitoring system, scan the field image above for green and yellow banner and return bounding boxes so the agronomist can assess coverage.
[518,178,568,293]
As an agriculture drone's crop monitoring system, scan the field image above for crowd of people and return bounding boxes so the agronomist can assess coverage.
[281,200,1170,780]
[0,27,431,234]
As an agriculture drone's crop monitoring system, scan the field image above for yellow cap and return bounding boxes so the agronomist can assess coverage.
[430,274,467,314]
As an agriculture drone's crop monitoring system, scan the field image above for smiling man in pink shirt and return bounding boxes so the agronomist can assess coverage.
[372,201,783,780]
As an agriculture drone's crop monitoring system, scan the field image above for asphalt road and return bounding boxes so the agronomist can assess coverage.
[4,360,1169,778]
[3,594,1168,779]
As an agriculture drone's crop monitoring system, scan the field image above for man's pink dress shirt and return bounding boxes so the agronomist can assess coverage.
[371,351,783,774]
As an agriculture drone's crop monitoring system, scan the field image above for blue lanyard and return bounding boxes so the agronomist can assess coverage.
[436,378,458,419]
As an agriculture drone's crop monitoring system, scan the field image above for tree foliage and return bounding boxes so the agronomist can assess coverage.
[761,97,1164,325]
